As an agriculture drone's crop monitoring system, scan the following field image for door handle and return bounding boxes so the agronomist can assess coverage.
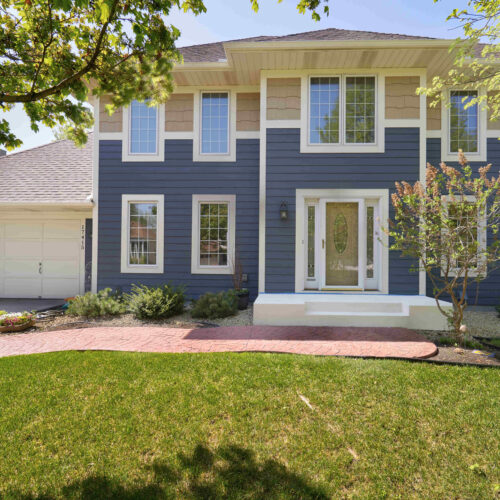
[39,262,42,274]
[322,239,325,249]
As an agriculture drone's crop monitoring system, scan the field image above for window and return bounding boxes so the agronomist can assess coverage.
[366,205,374,279]
[129,100,158,155]
[121,195,164,273]
[307,205,316,278]
[201,92,229,154]
[191,194,236,274]
[449,91,478,153]
[308,75,376,146]
[445,199,486,276]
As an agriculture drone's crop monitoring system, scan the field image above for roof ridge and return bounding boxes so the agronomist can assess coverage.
[1,132,93,159]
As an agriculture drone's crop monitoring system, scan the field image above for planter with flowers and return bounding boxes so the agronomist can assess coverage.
[0,311,35,333]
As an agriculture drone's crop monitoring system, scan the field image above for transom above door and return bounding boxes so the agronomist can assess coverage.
[297,189,388,293]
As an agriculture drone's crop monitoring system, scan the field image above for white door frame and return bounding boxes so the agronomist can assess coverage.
[295,189,389,294]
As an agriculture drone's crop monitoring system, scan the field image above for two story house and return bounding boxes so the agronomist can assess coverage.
[1,28,498,328]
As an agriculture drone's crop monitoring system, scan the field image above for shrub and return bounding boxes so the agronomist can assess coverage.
[191,290,238,320]
[126,284,185,320]
[67,288,126,317]
[496,302,500,318]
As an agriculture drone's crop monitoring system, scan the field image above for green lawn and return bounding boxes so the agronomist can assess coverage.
[0,352,498,499]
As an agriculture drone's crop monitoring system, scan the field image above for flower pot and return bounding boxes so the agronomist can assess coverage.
[236,291,249,310]
[0,320,34,333]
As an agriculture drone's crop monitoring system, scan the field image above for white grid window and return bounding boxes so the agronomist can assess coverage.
[449,91,478,153]
[345,77,376,144]
[308,75,376,147]
[130,100,157,154]
[309,77,340,144]
[199,202,229,266]
[201,92,229,154]
[128,202,157,266]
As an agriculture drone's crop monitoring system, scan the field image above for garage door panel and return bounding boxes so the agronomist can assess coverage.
[43,259,80,277]
[5,222,43,239]
[4,260,40,277]
[43,240,80,259]
[43,278,80,299]
[3,278,42,299]
[5,240,42,259]
[44,221,81,239]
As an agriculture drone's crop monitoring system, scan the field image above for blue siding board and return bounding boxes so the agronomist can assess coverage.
[426,138,499,305]
[265,128,420,294]
[97,139,259,300]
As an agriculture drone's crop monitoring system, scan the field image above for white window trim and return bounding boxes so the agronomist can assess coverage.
[441,89,487,162]
[295,189,389,294]
[300,74,384,154]
[122,102,165,162]
[191,194,236,274]
[193,90,236,162]
[442,195,487,278]
[121,194,164,274]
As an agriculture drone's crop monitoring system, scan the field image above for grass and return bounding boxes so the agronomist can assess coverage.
[0,352,498,499]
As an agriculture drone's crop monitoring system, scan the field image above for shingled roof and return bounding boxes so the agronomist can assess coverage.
[179,27,438,63]
[0,135,93,205]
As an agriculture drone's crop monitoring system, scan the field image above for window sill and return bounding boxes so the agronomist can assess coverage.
[299,142,384,154]
[120,265,164,274]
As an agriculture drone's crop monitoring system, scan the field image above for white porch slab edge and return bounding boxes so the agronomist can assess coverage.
[253,294,452,330]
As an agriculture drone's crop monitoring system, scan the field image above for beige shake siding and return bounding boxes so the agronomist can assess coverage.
[426,97,441,131]
[487,91,500,130]
[385,76,420,120]
[266,78,301,120]
[99,95,122,133]
[165,94,194,132]
[236,93,260,131]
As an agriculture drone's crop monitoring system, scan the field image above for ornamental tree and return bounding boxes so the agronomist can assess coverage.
[0,0,329,149]
[388,153,499,338]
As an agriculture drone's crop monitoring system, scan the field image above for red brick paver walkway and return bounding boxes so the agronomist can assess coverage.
[0,326,437,359]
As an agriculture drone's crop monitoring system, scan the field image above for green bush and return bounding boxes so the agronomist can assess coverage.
[191,290,238,320]
[126,284,185,320]
[496,302,500,318]
[67,289,126,317]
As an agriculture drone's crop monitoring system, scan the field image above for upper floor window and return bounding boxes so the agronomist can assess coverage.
[449,90,478,153]
[130,100,158,155]
[201,92,229,154]
[309,76,376,146]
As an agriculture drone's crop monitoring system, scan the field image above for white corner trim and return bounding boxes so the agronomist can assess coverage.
[419,73,427,296]
[440,89,487,162]
[120,194,164,274]
[191,194,236,275]
[121,103,165,163]
[192,90,236,162]
[91,98,100,293]
[299,73,385,154]
[258,74,267,293]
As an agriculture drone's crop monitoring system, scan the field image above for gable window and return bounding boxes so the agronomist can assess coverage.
[201,92,229,154]
[121,195,164,273]
[130,100,158,155]
[191,194,236,274]
[309,76,376,146]
[449,91,478,153]
[443,197,486,277]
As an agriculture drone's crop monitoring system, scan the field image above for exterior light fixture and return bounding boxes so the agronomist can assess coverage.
[280,202,288,220]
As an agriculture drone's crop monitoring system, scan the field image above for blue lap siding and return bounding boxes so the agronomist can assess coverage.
[265,128,420,294]
[426,138,500,306]
[97,139,259,300]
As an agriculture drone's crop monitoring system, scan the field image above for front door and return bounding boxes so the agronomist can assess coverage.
[324,202,359,287]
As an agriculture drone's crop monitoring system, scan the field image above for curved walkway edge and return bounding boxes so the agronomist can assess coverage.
[0,326,437,359]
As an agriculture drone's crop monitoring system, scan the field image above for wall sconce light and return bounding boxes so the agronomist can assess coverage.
[280,202,288,220]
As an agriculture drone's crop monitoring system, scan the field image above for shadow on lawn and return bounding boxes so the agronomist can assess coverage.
[16,444,329,499]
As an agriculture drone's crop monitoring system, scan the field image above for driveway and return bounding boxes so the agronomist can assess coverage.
[0,299,64,313]
[0,325,438,359]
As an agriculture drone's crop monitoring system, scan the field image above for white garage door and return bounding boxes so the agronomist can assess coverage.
[0,220,83,299]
